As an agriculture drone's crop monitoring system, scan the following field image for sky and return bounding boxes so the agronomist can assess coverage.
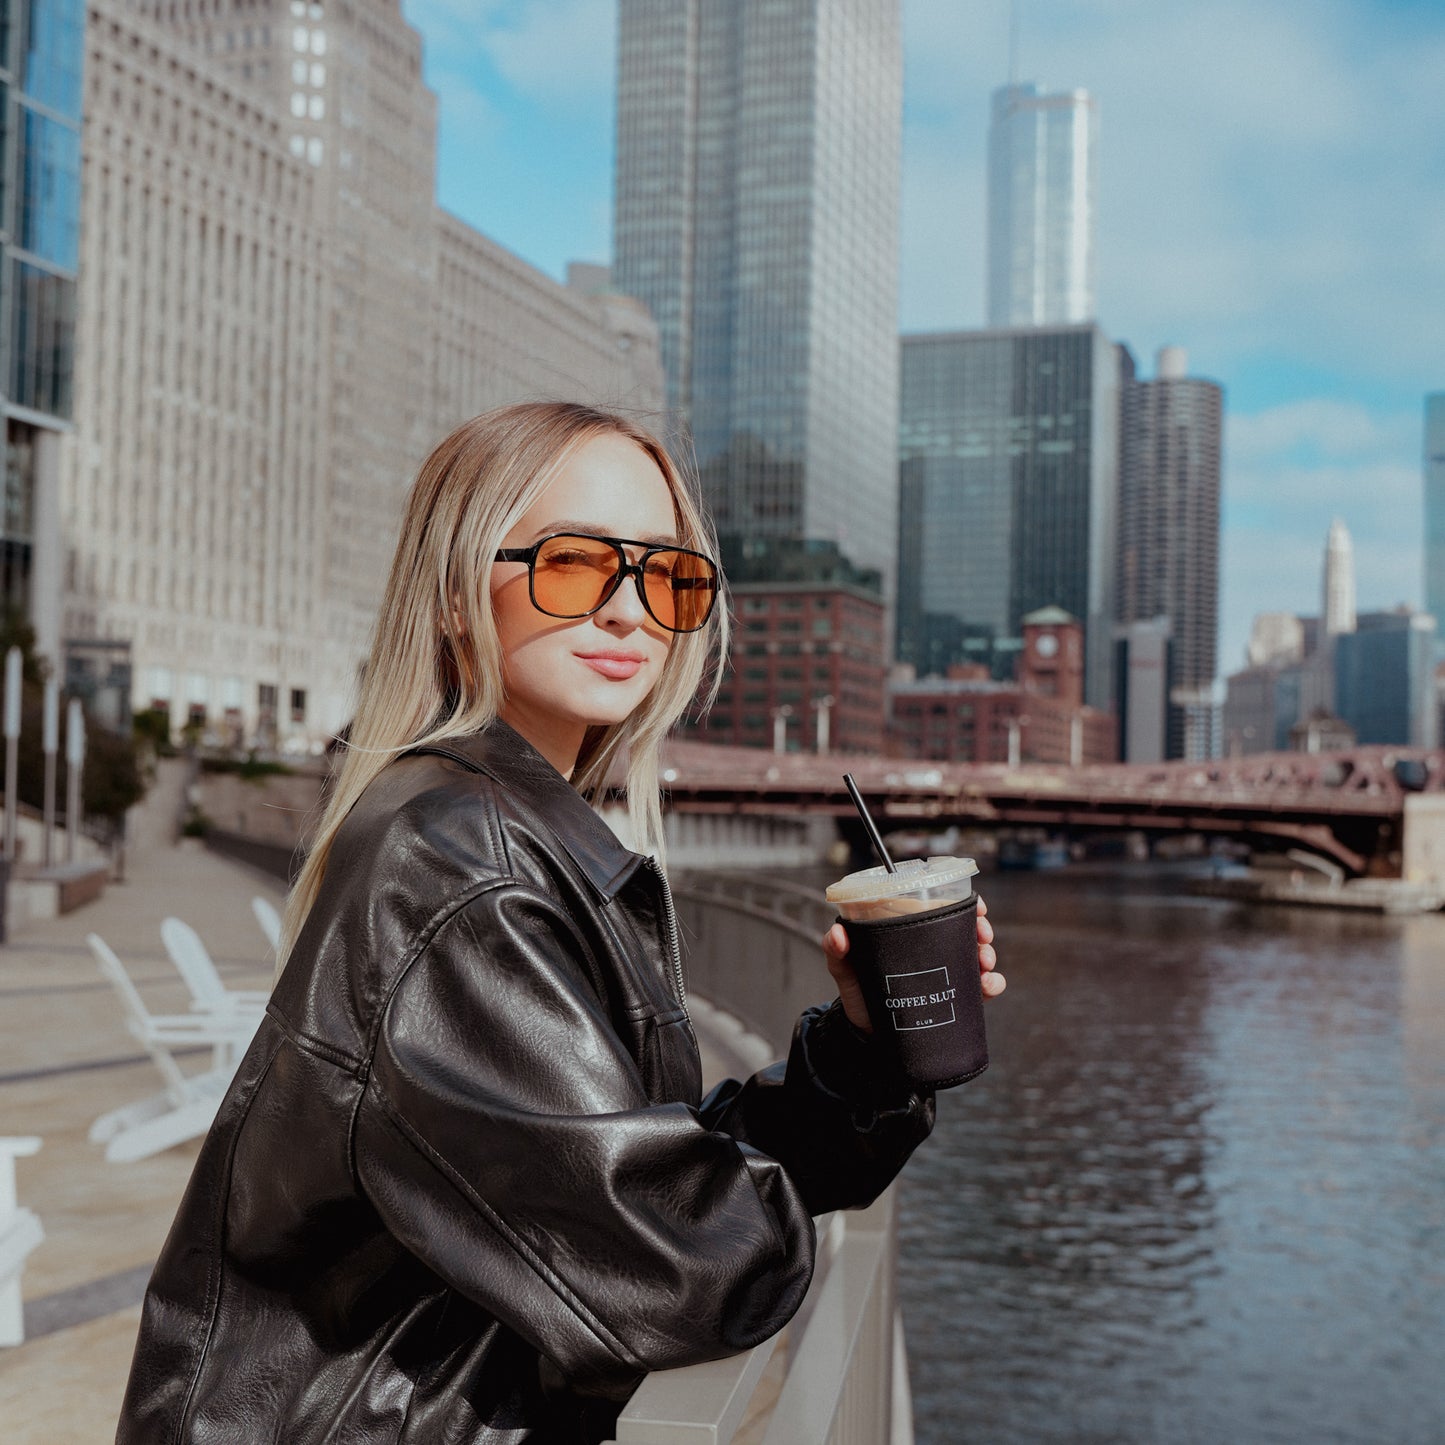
[400,0,1444,676]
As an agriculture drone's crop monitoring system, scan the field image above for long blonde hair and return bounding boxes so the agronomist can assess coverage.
[278,401,727,969]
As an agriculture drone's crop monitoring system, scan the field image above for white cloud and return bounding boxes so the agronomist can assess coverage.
[428,69,503,143]
[406,0,615,109]
[483,0,615,105]
[1225,456,1421,535]
[403,0,507,57]
[1228,401,1420,466]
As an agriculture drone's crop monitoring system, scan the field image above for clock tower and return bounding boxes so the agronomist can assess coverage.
[1020,606,1084,705]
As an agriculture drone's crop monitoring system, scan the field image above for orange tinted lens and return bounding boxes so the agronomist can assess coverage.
[532,536,620,616]
[642,549,716,631]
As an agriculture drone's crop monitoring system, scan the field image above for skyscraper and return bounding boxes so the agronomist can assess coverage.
[1334,609,1437,747]
[1,0,83,660]
[897,324,1122,709]
[1425,393,1445,653]
[1323,518,1357,638]
[1115,347,1224,758]
[614,0,903,598]
[986,82,1097,328]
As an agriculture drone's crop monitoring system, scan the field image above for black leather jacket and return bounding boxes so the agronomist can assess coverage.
[118,722,935,1443]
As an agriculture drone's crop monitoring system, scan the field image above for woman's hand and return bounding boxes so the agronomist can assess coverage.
[822,896,1004,1034]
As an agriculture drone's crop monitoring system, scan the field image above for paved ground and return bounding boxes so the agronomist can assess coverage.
[0,838,763,1443]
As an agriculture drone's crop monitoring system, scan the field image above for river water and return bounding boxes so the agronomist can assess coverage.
[897,864,1445,1445]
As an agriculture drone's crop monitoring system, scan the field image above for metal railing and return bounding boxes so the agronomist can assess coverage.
[605,875,913,1445]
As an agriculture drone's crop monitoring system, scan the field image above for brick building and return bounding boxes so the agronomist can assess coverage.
[688,542,886,754]
[889,607,1115,764]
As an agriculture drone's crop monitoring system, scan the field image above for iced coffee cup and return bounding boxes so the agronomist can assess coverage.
[826,856,987,1089]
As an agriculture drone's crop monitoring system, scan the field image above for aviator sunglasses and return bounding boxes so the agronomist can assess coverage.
[494,532,720,634]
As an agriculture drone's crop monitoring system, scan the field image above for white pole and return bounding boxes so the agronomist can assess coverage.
[3,647,21,862]
[42,678,59,868]
[1070,713,1083,768]
[1007,717,1021,769]
[772,708,788,754]
[65,698,85,865]
[815,695,833,756]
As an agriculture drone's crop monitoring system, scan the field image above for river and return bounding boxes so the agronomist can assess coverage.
[897,863,1445,1445]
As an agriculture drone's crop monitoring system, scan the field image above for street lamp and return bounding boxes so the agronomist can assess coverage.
[814,694,834,756]
[771,704,794,754]
[66,698,86,865]
[3,647,20,862]
[1006,715,1028,769]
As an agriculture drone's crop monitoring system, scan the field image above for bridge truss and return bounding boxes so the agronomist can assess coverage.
[655,743,1445,877]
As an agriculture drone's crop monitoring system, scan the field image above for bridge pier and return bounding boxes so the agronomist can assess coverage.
[1403,796,1445,889]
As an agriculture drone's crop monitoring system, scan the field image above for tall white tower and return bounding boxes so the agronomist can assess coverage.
[986,82,1098,327]
[1323,518,1357,638]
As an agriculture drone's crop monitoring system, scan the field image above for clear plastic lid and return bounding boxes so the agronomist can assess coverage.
[825,854,979,904]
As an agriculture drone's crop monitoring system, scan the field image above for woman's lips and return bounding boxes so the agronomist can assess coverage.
[576,651,644,680]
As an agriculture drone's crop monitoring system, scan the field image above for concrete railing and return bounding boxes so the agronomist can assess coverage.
[606,1193,908,1445]
[671,872,844,1049]
[605,874,913,1445]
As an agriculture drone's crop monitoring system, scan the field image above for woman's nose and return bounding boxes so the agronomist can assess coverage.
[598,566,648,627]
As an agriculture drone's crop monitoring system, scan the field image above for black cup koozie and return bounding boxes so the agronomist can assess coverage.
[839,895,987,1089]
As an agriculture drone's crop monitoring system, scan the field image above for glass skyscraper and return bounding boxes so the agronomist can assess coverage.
[1116,347,1224,758]
[897,325,1121,709]
[987,82,1097,328]
[614,0,902,601]
[1425,392,1445,656]
[1,0,81,648]
[1334,609,1438,748]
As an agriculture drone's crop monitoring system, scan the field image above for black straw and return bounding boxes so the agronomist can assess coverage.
[843,773,897,874]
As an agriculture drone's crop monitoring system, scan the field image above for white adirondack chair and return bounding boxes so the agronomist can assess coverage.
[251,896,282,954]
[159,917,270,1068]
[159,917,272,1014]
[0,1137,44,1346]
[86,934,256,1163]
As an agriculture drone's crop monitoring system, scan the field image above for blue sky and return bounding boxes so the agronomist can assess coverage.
[401,0,1443,675]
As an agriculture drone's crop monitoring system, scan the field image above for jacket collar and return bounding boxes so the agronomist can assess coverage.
[408,720,646,900]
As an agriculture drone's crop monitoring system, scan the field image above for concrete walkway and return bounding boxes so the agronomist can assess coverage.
[0,839,763,1442]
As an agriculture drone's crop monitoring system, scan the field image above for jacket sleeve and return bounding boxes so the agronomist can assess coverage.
[352,880,816,1400]
[697,1000,936,1216]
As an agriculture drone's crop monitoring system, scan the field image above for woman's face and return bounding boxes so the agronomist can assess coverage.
[491,433,680,776]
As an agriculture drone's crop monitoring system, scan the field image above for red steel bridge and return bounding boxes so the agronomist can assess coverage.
[654,742,1445,877]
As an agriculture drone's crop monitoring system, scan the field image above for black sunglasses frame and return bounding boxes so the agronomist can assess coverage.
[494,532,720,634]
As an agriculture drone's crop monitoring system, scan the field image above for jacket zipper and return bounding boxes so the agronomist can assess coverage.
[644,855,689,1022]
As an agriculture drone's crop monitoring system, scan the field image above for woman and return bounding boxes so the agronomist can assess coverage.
[118,402,1003,1443]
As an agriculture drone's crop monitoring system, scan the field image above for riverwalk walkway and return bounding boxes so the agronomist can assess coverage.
[0,838,757,1441]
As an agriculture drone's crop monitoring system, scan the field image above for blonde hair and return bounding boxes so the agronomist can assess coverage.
[277,401,727,969]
